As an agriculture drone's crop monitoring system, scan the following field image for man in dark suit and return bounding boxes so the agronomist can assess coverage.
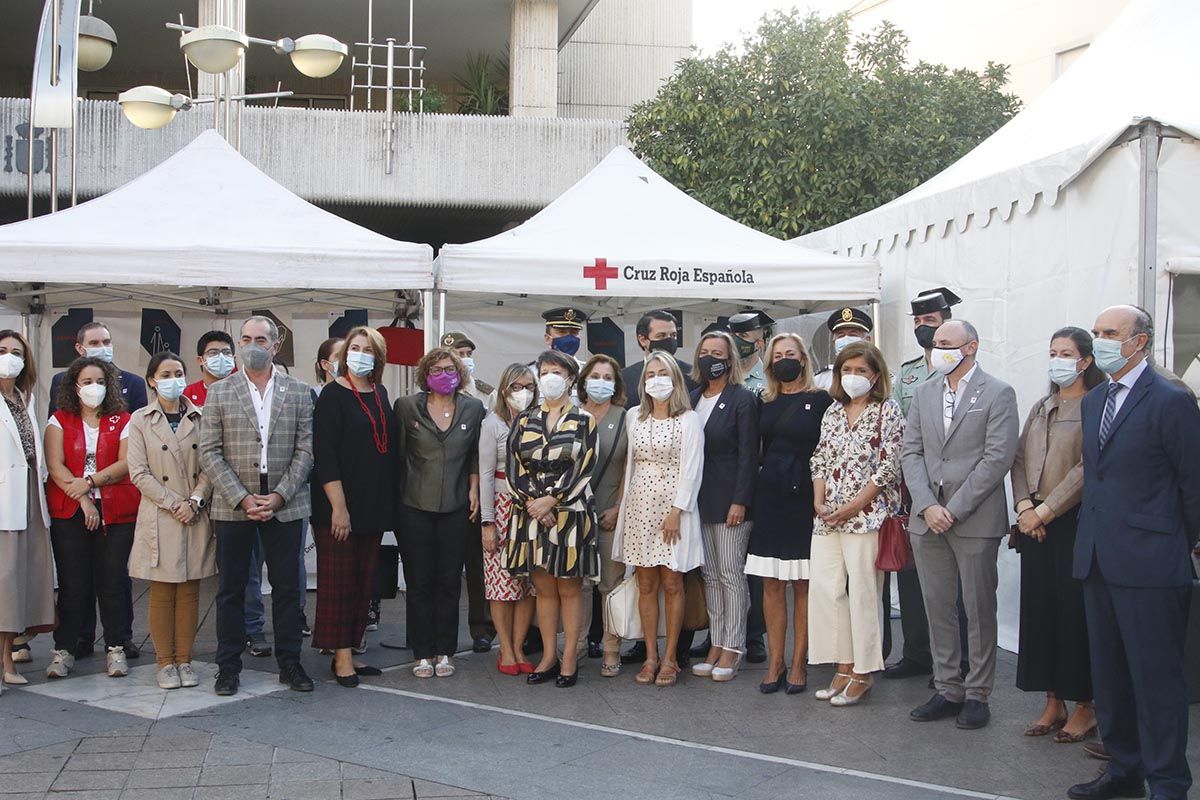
[619,309,696,407]
[1068,306,1200,800]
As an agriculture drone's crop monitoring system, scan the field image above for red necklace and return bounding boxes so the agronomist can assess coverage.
[350,382,389,455]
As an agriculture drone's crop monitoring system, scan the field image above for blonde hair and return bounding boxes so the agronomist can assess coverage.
[492,362,535,424]
[761,332,816,402]
[690,331,744,387]
[338,326,388,384]
[828,341,892,404]
[637,351,690,421]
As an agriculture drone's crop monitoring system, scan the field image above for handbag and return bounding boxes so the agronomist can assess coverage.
[683,570,709,631]
[603,570,709,639]
[871,407,914,572]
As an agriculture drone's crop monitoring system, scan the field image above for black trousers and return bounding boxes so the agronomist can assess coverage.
[215,516,303,674]
[1084,558,1191,799]
[49,510,134,651]
[464,518,494,640]
[400,504,470,660]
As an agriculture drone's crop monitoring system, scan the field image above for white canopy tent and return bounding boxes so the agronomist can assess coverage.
[436,146,879,372]
[797,0,1200,650]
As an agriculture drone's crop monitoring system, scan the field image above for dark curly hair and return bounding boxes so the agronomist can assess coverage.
[55,357,127,416]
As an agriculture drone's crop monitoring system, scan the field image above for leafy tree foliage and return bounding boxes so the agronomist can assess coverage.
[626,12,1021,238]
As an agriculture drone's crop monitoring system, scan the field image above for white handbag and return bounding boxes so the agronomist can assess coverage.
[604,574,668,640]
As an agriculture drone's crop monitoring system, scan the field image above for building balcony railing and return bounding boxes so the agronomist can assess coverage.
[0,97,626,211]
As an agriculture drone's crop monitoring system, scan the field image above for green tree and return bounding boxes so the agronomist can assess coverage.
[626,12,1021,238]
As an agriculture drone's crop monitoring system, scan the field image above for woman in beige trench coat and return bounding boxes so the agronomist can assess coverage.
[127,353,215,690]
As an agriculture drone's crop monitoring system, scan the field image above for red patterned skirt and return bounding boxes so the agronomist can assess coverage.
[484,475,532,602]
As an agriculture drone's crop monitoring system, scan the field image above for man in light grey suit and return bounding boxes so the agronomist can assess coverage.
[199,316,314,697]
[900,319,1018,730]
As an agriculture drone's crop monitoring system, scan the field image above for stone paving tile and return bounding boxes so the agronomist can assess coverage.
[132,749,207,769]
[339,779,414,800]
[73,737,145,755]
[123,766,202,788]
[413,778,483,797]
[269,759,341,782]
[140,733,212,752]
[266,779,342,800]
[192,786,269,800]
[198,764,272,786]
[49,770,127,792]
[44,792,123,800]
[64,752,140,771]
[118,788,195,800]
[0,748,70,773]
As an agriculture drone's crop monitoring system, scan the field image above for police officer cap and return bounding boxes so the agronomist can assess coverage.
[441,331,476,351]
[542,307,587,330]
[826,307,873,334]
[909,287,962,316]
[728,310,775,334]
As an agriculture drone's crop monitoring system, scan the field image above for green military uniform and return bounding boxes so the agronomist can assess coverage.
[729,310,774,398]
[743,360,767,396]
[892,354,937,417]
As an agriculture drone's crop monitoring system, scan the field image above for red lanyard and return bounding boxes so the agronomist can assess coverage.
[350,383,389,455]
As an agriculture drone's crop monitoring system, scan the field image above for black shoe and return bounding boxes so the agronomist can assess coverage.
[523,631,543,654]
[331,661,360,688]
[587,641,603,659]
[955,699,990,729]
[122,641,141,660]
[246,637,272,658]
[365,600,381,632]
[785,680,807,695]
[301,616,312,637]
[472,636,493,654]
[354,664,382,676]
[1066,773,1145,800]
[689,636,712,658]
[759,676,784,694]
[909,693,964,722]
[214,671,239,696]
[620,642,646,665]
[745,638,767,664]
[555,672,578,688]
[527,662,560,685]
[279,664,314,692]
[882,658,932,680]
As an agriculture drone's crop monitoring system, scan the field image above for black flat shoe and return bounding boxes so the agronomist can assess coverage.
[472,636,493,654]
[586,641,603,659]
[554,672,578,688]
[745,639,767,664]
[279,664,314,692]
[214,671,239,696]
[527,662,561,685]
[123,642,141,660]
[354,665,383,676]
[1066,772,1145,800]
[330,659,363,686]
[910,692,963,722]
[955,699,991,730]
[620,642,646,665]
[759,676,784,694]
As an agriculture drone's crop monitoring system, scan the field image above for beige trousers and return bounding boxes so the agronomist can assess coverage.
[808,529,884,674]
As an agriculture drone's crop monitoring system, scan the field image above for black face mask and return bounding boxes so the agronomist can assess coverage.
[914,324,938,350]
[697,355,728,381]
[734,335,758,360]
[647,337,678,356]
[772,357,804,383]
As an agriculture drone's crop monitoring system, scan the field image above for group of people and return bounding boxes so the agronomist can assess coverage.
[0,290,1195,800]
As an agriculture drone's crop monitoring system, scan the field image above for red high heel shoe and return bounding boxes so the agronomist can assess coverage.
[497,658,521,676]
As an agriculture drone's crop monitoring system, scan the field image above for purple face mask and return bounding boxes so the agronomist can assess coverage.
[427,370,460,396]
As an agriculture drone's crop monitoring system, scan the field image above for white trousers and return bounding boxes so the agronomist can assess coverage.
[700,521,752,653]
[808,529,884,674]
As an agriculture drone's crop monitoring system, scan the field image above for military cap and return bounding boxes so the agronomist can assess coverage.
[728,310,776,334]
[827,307,873,334]
[701,320,732,336]
[441,331,476,351]
[909,287,962,316]
[542,307,587,330]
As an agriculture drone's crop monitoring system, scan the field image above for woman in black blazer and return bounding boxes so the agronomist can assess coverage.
[688,331,759,682]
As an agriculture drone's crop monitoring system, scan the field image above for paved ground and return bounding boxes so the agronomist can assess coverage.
[1,577,1196,800]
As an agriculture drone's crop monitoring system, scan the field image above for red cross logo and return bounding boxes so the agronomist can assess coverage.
[583,257,618,290]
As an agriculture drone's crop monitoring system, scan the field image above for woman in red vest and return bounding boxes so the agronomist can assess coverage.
[44,357,139,680]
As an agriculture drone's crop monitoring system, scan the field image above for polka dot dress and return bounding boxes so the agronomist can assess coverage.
[621,415,682,568]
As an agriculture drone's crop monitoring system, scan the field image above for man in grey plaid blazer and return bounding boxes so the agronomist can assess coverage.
[199,316,314,695]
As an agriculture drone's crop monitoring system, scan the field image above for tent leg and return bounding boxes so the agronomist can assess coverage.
[870,299,882,352]
[421,289,433,352]
[437,290,446,340]
[1137,120,1160,326]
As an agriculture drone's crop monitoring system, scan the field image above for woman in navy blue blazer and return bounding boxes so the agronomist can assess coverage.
[688,331,759,682]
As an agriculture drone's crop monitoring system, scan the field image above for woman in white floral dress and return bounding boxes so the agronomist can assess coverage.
[809,342,904,707]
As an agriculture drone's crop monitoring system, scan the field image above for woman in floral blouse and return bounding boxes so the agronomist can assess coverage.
[808,341,904,707]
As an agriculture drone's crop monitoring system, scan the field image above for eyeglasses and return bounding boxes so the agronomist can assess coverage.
[203,348,234,357]
[509,382,536,392]
[427,365,457,376]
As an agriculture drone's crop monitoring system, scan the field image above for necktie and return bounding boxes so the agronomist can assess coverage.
[1099,382,1121,448]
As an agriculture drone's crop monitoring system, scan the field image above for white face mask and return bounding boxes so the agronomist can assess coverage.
[833,335,864,356]
[462,356,476,376]
[205,353,235,379]
[506,388,533,413]
[155,377,186,401]
[841,373,873,399]
[78,383,107,408]
[645,375,675,401]
[84,345,114,363]
[0,353,24,380]
[1048,356,1081,388]
[930,347,965,376]
[538,373,568,401]
[585,377,616,403]
[345,351,375,377]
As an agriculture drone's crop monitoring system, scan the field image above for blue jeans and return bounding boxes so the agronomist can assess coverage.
[244,521,309,637]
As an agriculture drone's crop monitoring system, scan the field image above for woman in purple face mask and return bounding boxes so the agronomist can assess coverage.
[393,348,486,679]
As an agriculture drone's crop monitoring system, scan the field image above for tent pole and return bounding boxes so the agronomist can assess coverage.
[1137,120,1160,322]
[871,299,882,352]
[437,290,446,340]
[421,289,433,352]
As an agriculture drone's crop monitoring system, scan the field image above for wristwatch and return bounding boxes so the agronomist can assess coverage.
[190,496,206,510]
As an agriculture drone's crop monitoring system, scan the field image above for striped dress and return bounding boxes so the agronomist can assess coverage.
[503,403,599,580]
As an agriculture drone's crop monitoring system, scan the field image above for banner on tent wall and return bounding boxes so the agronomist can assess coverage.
[52,308,92,367]
[252,309,294,366]
[328,309,368,339]
[587,317,626,367]
[140,309,181,357]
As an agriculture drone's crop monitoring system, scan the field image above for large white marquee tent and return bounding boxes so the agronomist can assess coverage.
[436,146,880,370]
[797,0,1200,650]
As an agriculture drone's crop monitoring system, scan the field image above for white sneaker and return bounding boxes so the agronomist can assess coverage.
[434,655,455,678]
[176,662,199,688]
[12,644,32,663]
[46,649,74,678]
[157,664,181,689]
[106,646,128,677]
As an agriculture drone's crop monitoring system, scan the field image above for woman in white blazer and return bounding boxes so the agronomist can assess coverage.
[0,330,56,691]
[613,351,704,687]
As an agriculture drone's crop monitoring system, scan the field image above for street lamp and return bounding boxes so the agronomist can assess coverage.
[288,34,349,79]
[77,14,118,72]
[179,25,248,74]
[117,86,294,130]
[165,22,348,78]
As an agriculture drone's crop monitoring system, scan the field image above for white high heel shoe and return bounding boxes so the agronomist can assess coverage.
[815,672,853,701]
[711,654,743,682]
[829,676,873,706]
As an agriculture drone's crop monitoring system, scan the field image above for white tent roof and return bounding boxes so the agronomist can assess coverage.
[438,146,878,304]
[799,0,1200,254]
[0,130,434,291]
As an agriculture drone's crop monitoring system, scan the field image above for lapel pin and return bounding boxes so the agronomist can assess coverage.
[718,403,726,409]
[805,404,811,410]
[970,396,978,404]
[607,423,615,429]
[460,423,468,430]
